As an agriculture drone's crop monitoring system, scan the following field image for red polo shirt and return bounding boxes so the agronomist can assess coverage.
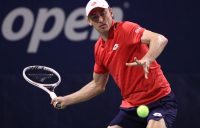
[94,21,171,108]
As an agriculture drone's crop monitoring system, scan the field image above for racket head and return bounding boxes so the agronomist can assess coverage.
[23,65,61,89]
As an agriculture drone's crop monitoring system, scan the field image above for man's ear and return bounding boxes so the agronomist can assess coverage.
[89,22,92,26]
[109,7,114,18]
[87,18,92,26]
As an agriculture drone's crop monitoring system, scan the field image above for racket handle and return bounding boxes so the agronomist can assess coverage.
[55,102,62,109]
[49,92,57,99]
[49,92,62,109]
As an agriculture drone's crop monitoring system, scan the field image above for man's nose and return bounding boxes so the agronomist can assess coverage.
[98,15,104,22]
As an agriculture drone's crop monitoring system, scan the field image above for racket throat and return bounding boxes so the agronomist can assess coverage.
[45,86,55,92]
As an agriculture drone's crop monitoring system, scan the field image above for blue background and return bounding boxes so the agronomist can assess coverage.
[0,0,199,128]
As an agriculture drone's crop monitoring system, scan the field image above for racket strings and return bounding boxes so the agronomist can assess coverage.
[25,69,59,84]
[27,73,54,83]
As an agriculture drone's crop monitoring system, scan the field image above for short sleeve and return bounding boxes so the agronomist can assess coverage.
[123,21,145,44]
[94,63,108,74]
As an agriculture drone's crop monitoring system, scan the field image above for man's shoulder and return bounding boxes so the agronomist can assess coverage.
[119,21,140,28]
[94,38,102,47]
[114,21,141,35]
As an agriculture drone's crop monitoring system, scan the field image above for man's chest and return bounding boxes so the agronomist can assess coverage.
[95,38,135,69]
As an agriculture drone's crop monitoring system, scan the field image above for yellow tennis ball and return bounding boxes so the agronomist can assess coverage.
[136,105,149,118]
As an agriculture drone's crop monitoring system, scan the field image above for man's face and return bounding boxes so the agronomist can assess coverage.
[88,7,113,33]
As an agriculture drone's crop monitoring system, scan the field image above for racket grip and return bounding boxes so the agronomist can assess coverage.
[49,92,62,109]
[49,92,57,99]
[55,102,62,109]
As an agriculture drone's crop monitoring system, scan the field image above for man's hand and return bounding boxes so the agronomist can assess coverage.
[126,57,150,79]
[51,96,67,109]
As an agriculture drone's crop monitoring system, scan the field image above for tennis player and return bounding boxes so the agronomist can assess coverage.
[52,0,177,127]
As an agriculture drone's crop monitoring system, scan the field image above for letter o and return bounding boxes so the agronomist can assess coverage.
[1,7,34,41]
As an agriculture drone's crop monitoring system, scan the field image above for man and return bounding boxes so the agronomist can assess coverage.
[52,0,177,128]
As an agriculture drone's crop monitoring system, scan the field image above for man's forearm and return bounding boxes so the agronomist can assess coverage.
[144,35,168,62]
[63,80,104,106]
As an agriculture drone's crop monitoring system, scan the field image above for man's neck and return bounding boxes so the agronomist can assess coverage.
[100,20,116,42]
[100,32,109,42]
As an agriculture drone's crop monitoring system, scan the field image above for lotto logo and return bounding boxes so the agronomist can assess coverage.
[112,44,119,50]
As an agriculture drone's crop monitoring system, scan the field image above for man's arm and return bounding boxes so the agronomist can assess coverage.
[140,30,168,62]
[126,29,168,79]
[51,72,109,109]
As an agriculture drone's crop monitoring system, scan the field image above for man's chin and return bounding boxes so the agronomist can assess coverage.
[98,28,109,33]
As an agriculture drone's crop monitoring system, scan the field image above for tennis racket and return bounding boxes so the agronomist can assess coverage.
[23,65,62,109]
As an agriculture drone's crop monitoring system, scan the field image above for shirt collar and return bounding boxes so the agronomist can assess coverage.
[108,20,116,39]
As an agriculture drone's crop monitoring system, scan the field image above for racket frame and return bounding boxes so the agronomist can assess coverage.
[23,65,62,108]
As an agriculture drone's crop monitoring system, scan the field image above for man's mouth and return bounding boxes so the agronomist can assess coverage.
[99,24,106,28]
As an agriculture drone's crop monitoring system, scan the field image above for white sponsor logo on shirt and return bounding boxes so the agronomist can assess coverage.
[135,27,142,33]
[153,112,162,117]
[112,43,119,50]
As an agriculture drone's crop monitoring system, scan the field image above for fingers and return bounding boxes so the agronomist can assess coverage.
[51,97,58,105]
[51,97,63,109]
[126,57,141,66]
[126,57,150,79]
[126,62,137,66]
[55,102,62,109]
[134,57,142,65]
[144,63,149,79]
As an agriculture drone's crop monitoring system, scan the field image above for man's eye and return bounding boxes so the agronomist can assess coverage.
[91,15,98,20]
[102,11,106,15]
[101,11,107,16]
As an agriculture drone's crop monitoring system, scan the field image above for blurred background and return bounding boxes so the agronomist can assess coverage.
[0,0,199,128]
